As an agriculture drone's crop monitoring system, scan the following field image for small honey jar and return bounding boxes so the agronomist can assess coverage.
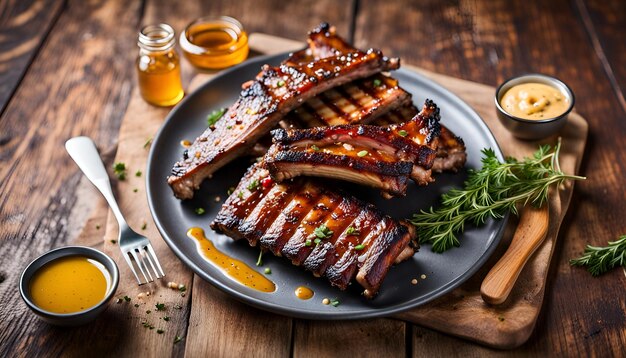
[136,23,184,106]
[180,16,249,70]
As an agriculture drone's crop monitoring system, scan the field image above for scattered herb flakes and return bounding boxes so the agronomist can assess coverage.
[124,295,131,302]
[354,244,365,251]
[247,179,260,191]
[227,187,235,195]
[174,336,183,344]
[146,310,151,314]
[372,78,382,87]
[113,162,127,180]
[357,150,368,157]
[155,303,166,311]
[157,329,165,334]
[116,298,122,304]
[135,170,142,177]
[264,268,272,274]
[134,304,140,308]
[133,188,138,193]
[178,284,187,292]
[110,239,117,244]
[195,207,206,215]
[174,304,183,310]
[143,137,153,149]
[314,224,333,239]
[346,226,360,236]
[277,80,285,87]
[498,316,505,322]
[330,298,340,307]
[163,316,171,322]
[313,238,321,245]
[226,125,233,130]
[142,322,154,329]
[141,222,147,230]
[96,224,101,230]
[310,144,320,151]
[237,191,244,199]
[398,130,408,137]
[305,239,312,247]
[256,251,263,266]
[207,108,226,126]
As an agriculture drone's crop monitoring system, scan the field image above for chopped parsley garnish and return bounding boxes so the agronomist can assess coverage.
[133,188,138,193]
[155,303,166,311]
[173,304,182,310]
[354,244,365,251]
[110,239,117,244]
[372,79,382,87]
[277,80,285,87]
[357,150,368,157]
[157,329,165,334]
[146,310,151,314]
[305,239,312,247]
[313,238,322,245]
[310,145,320,151]
[96,224,101,230]
[178,285,186,292]
[135,170,142,177]
[264,268,272,274]
[141,222,147,230]
[314,224,333,239]
[226,125,232,130]
[163,316,171,321]
[330,298,340,307]
[207,108,226,126]
[247,179,260,191]
[398,130,408,137]
[113,162,127,180]
[227,187,235,195]
[174,336,183,344]
[194,207,206,215]
[142,322,154,329]
[143,137,153,149]
[237,191,244,199]
[134,304,140,307]
[346,226,360,236]
[124,295,131,302]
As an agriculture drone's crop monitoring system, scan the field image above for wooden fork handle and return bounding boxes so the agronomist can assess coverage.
[481,205,550,305]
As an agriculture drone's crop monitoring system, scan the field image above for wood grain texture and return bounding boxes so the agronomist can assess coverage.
[0,0,64,114]
[0,0,141,356]
[355,0,626,354]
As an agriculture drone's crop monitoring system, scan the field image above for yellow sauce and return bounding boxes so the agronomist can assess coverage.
[29,256,111,314]
[187,227,275,293]
[500,82,569,120]
[181,18,249,70]
[294,286,314,300]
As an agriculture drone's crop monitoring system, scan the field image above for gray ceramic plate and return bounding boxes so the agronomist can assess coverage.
[146,53,506,319]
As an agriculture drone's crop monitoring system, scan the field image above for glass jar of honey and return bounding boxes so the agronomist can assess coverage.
[136,24,184,106]
[179,16,249,70]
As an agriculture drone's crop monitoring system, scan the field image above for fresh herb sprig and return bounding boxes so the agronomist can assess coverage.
[570,235,626,276]
[410,140,585,253]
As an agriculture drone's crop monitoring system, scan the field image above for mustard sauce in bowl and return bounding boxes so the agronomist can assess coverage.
[500,82,570,120]
[20,246,119,326]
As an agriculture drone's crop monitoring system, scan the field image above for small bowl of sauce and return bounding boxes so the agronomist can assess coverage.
[20,246,119,326]
[180,16,249,70]
[495,74,575,140]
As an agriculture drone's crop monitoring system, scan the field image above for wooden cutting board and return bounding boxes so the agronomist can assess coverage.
[91,33,587,349]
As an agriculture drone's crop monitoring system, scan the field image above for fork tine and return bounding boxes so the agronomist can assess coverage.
[130,249,150,283]
[122,251,143,285]
[143,245,162,278]
[145,244,165,277]
[139,249,154,282]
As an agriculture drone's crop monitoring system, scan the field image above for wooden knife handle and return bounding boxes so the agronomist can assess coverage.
[480,205,550,305]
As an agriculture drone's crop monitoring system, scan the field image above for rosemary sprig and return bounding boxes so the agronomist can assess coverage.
[410,140,585,253]
[570,235,626,276]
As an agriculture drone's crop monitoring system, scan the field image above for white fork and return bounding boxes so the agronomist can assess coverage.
[65,136,165,285]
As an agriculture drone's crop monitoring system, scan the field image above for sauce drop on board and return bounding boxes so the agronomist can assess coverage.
[500,82,569,120]
[294,286,314,300]
[29,256,111,314]
[187,227,275,293]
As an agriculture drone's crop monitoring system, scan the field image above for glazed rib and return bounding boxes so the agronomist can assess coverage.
[169,25,400,200]
[211,163,418,298]
[265,100,441,197]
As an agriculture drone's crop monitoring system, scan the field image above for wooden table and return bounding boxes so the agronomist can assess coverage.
[1,0,625,356]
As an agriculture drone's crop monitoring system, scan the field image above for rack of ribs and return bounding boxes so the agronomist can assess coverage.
[211,163,418,298]
[168,24,400,200]
[264,100,441,197]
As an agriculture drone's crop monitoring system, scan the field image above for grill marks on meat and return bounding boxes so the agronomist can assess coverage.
[264,100,441,197]
[168,27,400,200]
[211,164,418,298]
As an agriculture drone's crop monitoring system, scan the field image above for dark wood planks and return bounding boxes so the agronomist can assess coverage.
[354,0,626,355]
[0,0,65,115]
[0,0,142,356]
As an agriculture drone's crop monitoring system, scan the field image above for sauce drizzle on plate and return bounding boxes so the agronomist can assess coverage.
[187,227,276,293]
